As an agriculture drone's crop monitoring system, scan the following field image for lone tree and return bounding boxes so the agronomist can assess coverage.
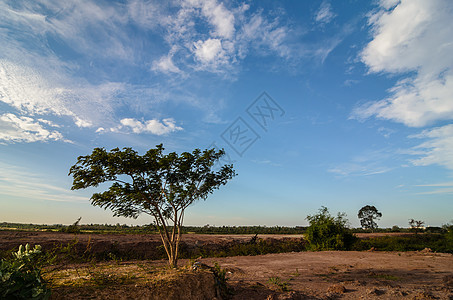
[357,205,382,231]
[69,145,236,268]
[409,219,424,234]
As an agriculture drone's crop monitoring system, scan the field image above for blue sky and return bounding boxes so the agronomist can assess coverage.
[1,0,452,227]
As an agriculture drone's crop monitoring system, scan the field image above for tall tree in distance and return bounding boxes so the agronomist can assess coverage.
[409,219,425,234]
[358,205,382,232]
[69,144,236,268]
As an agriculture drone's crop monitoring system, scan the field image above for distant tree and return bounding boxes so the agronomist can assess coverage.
[305,206,356,250]
[409,219,424,234]
[358,205,382,232]
[69,144,236,268]
[60,217,82,234]
[391,225,401,232]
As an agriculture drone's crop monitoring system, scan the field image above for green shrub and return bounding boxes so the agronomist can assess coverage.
[0,244,51,299]
[352,232,453,253]
[305,206,356,250]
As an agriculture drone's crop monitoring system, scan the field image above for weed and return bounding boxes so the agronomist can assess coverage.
[268,276,289,292]
[212,262,232,299]
[0,244,51,299]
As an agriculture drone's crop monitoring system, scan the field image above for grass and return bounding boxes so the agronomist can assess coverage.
[368,273,400,281]
[268,276,290,292]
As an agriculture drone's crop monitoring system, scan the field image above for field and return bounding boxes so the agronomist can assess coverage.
[1,230,453,299]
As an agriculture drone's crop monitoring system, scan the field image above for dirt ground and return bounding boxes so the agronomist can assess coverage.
[200,250,453,299]
[45,251,453,299]
[2,231,452,299]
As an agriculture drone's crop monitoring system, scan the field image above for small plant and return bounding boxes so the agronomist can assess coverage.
[0,244,51,299]
[268,276,289,292]
[212,262,232,299]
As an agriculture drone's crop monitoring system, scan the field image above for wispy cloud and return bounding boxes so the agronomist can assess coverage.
[409,124,453,170]
[328,163,392,177]
[251,159,282,167]
[328,148,396,177]
[414,181,453,195]
[0,162,87,202]
[315,2,336,25]
[352,0,453,127]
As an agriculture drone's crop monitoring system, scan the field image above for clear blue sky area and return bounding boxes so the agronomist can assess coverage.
[1,0,452,227]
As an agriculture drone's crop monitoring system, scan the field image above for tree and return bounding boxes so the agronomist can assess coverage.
[305,206,356,250]
[357,205,382,232]
[409,219,424,234]
[69,145,236,267]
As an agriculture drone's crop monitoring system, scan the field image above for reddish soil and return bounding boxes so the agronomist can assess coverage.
[200,250,453,299]
[2,231,452,299]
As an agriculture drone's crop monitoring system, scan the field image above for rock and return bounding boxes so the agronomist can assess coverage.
[421,248,433,253]
[366,287,385,295]
[327,284,347,294]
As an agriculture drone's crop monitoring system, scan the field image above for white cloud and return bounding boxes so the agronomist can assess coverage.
[414,181,453,194]
[315,2,336,24]
[0,113,69,143]
[0,161,87,202]
[0,60,122,129]
[328,163,391,177]
[409,124,453,170]
[152,54,183,74]
[151,0,338,74]
[190,0,235,39]
[354,0,453,127]
[193,38,227,64]
[37,119,61,128]
[114,118,183,135]
[328,148,395,177]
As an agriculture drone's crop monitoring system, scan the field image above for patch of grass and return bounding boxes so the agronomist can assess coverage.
[268,276,290,292]
[368,273,400,281]
[87,270,135,286]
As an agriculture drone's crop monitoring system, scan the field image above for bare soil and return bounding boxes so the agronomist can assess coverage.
[2,231,452,299]
[200,250,453,299]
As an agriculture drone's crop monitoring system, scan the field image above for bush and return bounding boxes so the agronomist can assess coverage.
[0,244,50,299]
[305,206,356,250]
[352,232,453,253]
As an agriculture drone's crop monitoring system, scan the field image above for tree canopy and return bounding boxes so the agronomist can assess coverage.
[305,206,356,250]
[69,144,236,267]
[358,205,382,231]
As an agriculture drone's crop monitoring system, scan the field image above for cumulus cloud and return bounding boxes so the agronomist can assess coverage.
[315,2,336,24]
[113,118,183,135]
[353,0,453,127]
[193,38,227,65]
[0,113,69,143]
